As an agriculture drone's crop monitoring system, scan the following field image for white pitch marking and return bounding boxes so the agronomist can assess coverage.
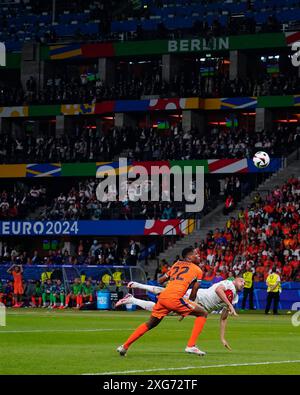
[0,328,134,334]
[84,360,300,375]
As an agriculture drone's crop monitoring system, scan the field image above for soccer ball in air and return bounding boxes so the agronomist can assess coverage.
[253,151,270,169]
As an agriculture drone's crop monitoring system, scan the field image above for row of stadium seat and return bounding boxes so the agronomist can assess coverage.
[1,0,300,49]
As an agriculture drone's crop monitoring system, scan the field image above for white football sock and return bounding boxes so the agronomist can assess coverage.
[130,282,164,295]
[130,297,155,312]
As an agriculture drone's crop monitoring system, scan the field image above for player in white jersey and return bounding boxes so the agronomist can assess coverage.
[116,277,245,353]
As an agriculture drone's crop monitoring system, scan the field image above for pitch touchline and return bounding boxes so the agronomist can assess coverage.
[0,328,135,334]
[83,360,300,375]
[7,310,154,319]
[0,328,187,334]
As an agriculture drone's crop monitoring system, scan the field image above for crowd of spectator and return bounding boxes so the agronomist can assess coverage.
[2,72,300,107]
[0,239,141,266]
[0,170,220,220]
[39,178,187,221]
[0,124,299,164]
[157,177,300,283]
[0,185,46,219]
[0,175,201,220]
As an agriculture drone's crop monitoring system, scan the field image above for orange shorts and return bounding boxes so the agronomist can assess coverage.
[151,296,198,320]
[14,284,24,295]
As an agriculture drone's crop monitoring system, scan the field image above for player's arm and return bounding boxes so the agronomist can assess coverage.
[189,280,199,302]
[215,285,238,316]
[20,265,23,273]
[7,264,15,273]
[220,308,232,351]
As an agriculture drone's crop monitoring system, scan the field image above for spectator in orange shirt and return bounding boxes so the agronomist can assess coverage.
[256,263,265,280]
[290,257,299,278]
[282,225,291,236]
[282,261,293,281]
[224,250,234,265]
[289,236,298,249]
[220,267,228,279]
[274,256,282,268]
[263,203,274,214]
[213,228,222,240]
[224,230,233,242]
[271,220,281,230]
[247,242,259,256]
[203,269,214,282]
[265,227,274,238]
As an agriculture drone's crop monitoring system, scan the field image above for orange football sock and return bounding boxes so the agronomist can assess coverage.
[187,317,207,347]
[124,323,149,350]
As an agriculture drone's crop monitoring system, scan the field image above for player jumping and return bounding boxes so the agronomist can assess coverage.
[117,276,245,352]
[117,247,210,357]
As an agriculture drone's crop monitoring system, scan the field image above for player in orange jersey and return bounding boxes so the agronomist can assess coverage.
[7,264,24,307]
[117,247,208,357]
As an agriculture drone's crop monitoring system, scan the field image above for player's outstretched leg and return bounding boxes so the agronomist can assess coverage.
[185,306,208,356]
[116,294,155,311]
[128,282,164,295]
[117,316,162,356]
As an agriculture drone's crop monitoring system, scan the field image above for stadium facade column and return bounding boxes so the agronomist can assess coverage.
[20,43,45,91]
[182,110,205,133]
[114,113,137,128]
[255,108,273,132]
[229,50,247,80]
[96,118,104,135]
[162,54,181,83]
[55,115,73,137]
[98,58,116,84]
[10,120,22,138]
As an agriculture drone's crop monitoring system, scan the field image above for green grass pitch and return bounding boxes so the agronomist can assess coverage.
[0,309,299,375]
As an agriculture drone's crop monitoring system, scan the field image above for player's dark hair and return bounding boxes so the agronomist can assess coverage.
[182,247,194,259]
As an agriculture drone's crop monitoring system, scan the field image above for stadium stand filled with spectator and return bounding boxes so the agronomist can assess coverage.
[190,177,300,283]
[2,73,300,106]
[0,124,299,164]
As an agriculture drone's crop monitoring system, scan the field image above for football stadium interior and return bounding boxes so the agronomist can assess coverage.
[0,0,299,377]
